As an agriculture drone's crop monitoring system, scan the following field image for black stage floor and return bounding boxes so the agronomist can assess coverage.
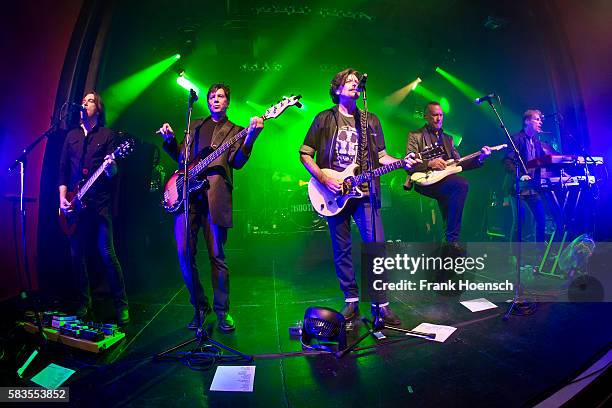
[6,233,612,407]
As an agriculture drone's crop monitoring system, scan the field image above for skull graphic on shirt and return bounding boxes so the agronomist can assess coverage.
[335,125,358,167]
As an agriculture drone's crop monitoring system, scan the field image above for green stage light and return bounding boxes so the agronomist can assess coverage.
[435,66,482,100]
[176,74,200,94]
[102,54,181,125]
[412,83,440,102]
[440,97,450,113]
[436,66,520,126]
[175,53,181,59]
[446,131,463,146]
[385,77,422,106]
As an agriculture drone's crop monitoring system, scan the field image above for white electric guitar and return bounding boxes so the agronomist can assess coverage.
[308,145,445,217]
[410,144,507,187]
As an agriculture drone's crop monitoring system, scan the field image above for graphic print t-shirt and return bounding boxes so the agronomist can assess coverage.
[331,112,372,193]
[332,112,359,171]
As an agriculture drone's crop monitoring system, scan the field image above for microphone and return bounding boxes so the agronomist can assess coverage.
[189,88,198,103]
[67,102,87,111]
[474,92,496,105]
[357,73,368,92]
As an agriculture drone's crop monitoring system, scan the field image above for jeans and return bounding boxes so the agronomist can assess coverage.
[69,210,128,310]
[511,191,563,243]
[326,197,386,303]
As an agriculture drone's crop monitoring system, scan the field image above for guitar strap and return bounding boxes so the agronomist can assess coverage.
[210,118,235,149]
[190,117,234,160]
[356,109,368,169]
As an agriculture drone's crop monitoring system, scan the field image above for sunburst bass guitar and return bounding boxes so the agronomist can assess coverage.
[162,95,302,213]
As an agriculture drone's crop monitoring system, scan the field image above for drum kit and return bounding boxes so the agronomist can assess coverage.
[248,171,326,234]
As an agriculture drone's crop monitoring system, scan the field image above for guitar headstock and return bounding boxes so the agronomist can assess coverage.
[262,95,303,120]
[418,144,446,160]
[112,139,135,159]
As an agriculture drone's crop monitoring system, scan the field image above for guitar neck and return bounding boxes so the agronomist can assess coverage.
[457,144,506,164]
[188,118,268,179]
[189,128,248,178]
[457,151,482,164]
[353,160,404,185]
[77,162,107,200]
[351,147,442,184]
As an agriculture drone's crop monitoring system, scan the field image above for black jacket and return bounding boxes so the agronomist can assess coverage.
[163,116,248,227]
[404,125,482,188]
[502,130,548,195]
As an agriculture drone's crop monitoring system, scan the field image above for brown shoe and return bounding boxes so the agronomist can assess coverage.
[372,304,401,326]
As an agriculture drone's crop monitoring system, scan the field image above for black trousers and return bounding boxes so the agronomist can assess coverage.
[174,208,229,314]
[415,175,469,243]
[69,209,128,310]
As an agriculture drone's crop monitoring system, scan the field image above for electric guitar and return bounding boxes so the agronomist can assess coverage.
[308,145,445,217]
[410,144,507,187]
[59,139,134,236]
[162,95,302,213]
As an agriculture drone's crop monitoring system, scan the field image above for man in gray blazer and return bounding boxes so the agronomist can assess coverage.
[405,101,490,245]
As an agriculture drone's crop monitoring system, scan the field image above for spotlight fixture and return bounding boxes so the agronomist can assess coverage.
[301,306,347,352]
[176,71,200,94]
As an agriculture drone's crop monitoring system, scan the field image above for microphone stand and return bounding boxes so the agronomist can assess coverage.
[359,83,378,244]
[359,81,382,320]
[8,108,67,377]
[155,89,250,364]
[481,97,534,320]
[183,88,197,308]
[336,306,435,359]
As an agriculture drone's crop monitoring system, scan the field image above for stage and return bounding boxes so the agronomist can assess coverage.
[7,234,611,407]
[3,1,612,406]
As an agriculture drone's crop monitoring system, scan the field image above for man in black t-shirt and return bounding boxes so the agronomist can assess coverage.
[158,83,263,332]
[59,91,129,325]
[300,68,420,325]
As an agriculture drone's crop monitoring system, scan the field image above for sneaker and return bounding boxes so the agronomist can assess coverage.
[340,301,360,320]
[217,313,235,333]
[187,306,211,330]
[371,304,401,326]
[117,307,130,326]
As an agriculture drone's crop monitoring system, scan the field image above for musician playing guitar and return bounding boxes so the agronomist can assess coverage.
[404,101,492,246]
[58,91,129,325]
[157,83,263,333]
[300,68,421,326]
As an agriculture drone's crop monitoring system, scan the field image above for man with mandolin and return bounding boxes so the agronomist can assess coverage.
[405,101,494,246]
[157,83,264,333]
[300,68,421,326]
[58,91,129,325]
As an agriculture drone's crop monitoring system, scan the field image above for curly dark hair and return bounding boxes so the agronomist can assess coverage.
[329,68,361,104]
